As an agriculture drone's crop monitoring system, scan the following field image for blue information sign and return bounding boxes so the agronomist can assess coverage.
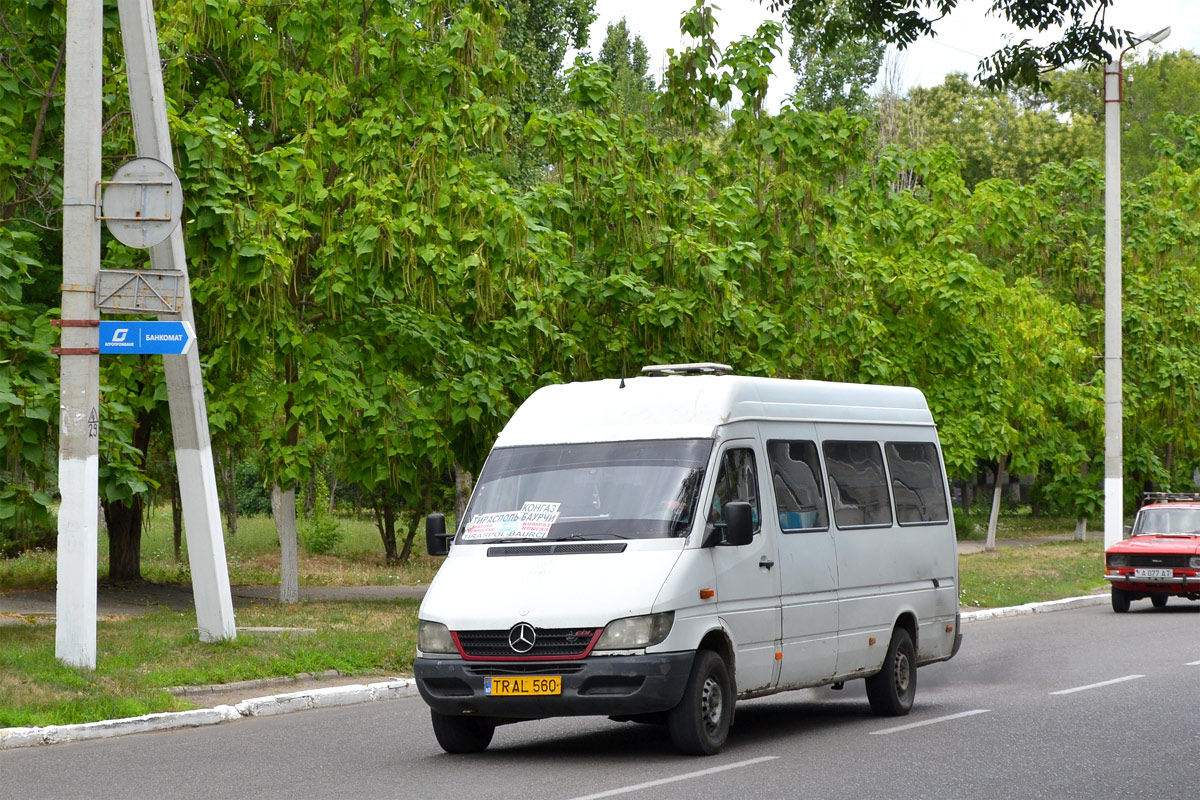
[99,321,195,355]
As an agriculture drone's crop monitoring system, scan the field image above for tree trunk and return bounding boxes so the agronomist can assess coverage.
[272,483,300,604]
[1074,516,1087,542]
[220,447,238,539]
[985,455,1007,553]
[327,473,339,515]
[399,508,422,563]
[105,402,154,580]
[304,470,317,519]
[376,503,399,564]
[454,462,474,530]
[171,474,183,562]
[103,496,144,581]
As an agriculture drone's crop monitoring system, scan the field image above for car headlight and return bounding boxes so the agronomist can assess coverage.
[418,620,457,655]
[1107,553,1129,568]
[1190,556,1200,569]
[594,612,674,650]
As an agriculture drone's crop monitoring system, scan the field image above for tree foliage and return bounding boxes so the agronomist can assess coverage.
[768,0,1124,89]
[7,0,1200,567]
[786,0,884,114]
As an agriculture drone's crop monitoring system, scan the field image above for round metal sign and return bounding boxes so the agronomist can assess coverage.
[101,157,184,249]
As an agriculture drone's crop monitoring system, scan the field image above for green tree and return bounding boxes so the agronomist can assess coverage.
[899,73,1100,187]
[596,18,656,116]
[769,0,1123,89]
[786,0,884,114]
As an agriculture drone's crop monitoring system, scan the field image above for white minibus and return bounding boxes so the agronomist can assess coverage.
[415,364,961,755]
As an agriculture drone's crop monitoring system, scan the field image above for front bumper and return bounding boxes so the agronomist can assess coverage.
[1104,571,1200,593]
[414,651,695,719]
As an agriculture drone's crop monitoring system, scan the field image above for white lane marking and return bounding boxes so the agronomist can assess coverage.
[1050,674,1145,695]
[869,709,990,735]
[564,756,779,800]
[1187,660,1200,666]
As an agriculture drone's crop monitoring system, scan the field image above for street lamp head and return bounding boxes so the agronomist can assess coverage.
[1133,26,1171,46]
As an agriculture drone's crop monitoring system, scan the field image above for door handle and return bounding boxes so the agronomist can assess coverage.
[759,556,775,570]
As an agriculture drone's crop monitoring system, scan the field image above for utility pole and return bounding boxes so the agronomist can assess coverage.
[116,0,236,643]
[1103,26,1170,550]
[55,0,104,669]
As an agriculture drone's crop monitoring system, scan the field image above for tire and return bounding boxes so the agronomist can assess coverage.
[430,711,495,754]
[866,628,916,717]
[667,650,733,756]
[1111,587,1131,613]
[1151,594,1168,609]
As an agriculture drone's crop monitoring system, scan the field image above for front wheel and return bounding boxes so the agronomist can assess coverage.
[1112,587,1131,613]
[1151,593,1168,609]
[430,711,495,754]
[667,650,733,756]
[866,628,916,717]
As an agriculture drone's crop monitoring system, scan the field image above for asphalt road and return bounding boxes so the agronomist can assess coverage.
[3,601,1198,800]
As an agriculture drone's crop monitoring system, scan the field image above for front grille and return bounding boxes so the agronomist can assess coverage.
[456,627,598,659]
[1129,554,1192,568]
[467,663,587,676]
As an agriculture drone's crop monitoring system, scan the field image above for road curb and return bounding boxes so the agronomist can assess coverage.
[0,678,418,751]
[961,593,1109,622]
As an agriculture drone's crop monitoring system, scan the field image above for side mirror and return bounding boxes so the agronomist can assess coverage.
[425,513,449,556]
[1123,525,1133,537]
[723,501,754,546]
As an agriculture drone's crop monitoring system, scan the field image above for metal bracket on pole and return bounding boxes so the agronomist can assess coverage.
[96,269,186,313]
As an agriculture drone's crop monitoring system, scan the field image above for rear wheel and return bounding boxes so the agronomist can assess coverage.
[1111,587,1131,613]
[667,650,733,755]
[866,628,916,717]
[1151,594,1168,609]
[430,711,495,754]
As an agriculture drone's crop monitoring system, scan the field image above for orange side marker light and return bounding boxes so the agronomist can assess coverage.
[699,588,715,600]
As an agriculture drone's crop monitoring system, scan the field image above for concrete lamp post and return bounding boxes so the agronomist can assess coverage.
[1103,25,1170,550]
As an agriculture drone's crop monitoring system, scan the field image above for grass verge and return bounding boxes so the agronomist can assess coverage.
[0,508,442,591]
[958,540,1107,608]
[0,600,418,728]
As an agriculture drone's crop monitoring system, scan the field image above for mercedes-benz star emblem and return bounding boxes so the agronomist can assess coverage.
[508,622,537,654]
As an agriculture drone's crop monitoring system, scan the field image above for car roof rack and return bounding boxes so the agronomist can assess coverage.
[640,362,733,377]
[1141,491,1200,505]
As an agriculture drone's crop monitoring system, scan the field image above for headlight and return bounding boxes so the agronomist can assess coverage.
[418,620,457,655]
[1107,553,1129,568]
[1190,556,1200,569]
[594,612,674,650]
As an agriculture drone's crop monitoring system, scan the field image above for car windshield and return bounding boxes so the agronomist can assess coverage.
[456,439,713,543]
[1131,507,1200,535]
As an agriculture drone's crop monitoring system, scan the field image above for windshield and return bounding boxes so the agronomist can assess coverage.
[456,439,713,543]
[1132,507,1200,535]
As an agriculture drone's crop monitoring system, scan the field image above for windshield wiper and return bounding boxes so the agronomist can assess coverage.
[555,533,633,541]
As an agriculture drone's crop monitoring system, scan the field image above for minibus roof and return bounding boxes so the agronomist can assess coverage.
[494,375,935,447]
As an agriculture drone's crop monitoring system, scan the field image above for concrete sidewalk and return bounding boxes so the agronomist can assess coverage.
[956,532,1081,554]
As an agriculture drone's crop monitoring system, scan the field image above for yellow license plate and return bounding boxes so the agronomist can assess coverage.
[484,676,561,696]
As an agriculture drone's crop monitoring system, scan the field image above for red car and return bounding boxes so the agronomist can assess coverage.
[1104,493,1200,612]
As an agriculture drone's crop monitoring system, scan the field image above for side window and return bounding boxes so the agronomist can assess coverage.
[822,440,892,528]
[885,442,950,525]
[710,448,761,534]
[767,440,828,532]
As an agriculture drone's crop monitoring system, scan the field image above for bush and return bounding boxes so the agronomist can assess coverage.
[235,462,272,517]
[0,524,56,558]
[301,515,344,555]
[953,506,980,541]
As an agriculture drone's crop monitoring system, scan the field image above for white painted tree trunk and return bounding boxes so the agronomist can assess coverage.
[1074,517,1087,542]
[271,483,300,604]
[985,455,1007,552]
